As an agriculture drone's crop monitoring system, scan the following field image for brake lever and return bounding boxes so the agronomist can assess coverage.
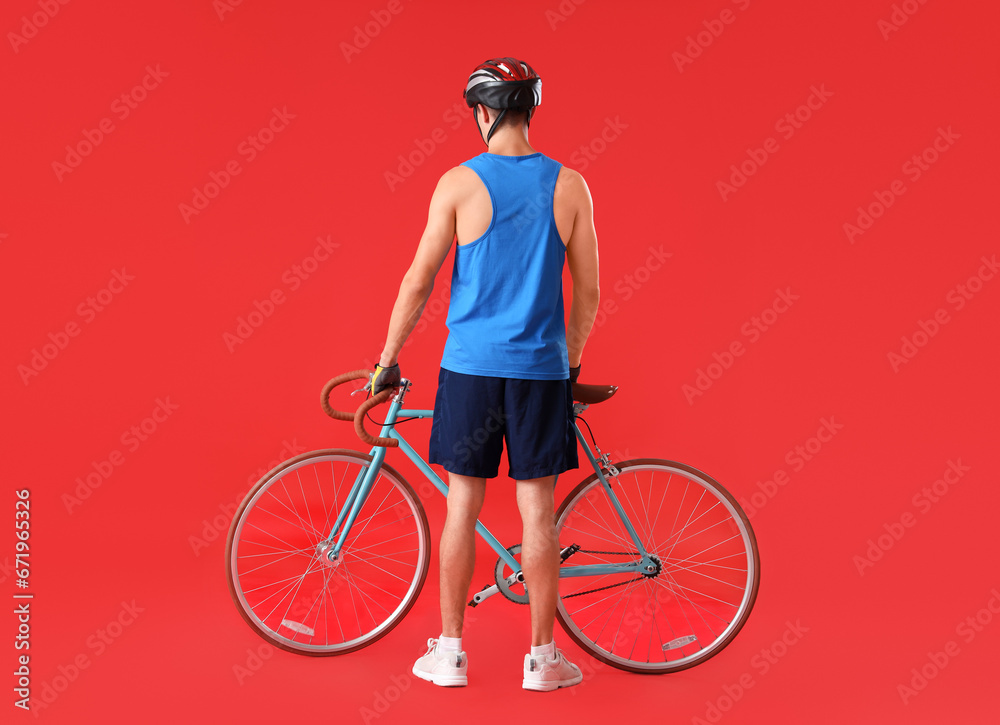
[350,373,373,397]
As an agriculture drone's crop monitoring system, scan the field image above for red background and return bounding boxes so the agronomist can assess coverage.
[3,0,998,722]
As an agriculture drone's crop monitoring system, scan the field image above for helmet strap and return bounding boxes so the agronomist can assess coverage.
[473,105,530,147]
[486,108,508,144]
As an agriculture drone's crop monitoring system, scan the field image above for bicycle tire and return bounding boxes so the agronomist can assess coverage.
[554,459,759,673]
[226,449,430,656]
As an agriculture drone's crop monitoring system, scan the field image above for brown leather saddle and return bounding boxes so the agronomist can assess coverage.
[571,383,618,405]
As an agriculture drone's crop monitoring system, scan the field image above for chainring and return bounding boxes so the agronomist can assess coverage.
[494,544,529,604]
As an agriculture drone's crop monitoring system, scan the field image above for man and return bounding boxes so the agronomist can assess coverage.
[371,57,600,691]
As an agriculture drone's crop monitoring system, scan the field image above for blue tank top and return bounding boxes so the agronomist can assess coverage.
[440,152,568,380]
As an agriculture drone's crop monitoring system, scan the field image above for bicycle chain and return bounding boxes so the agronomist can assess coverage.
[576,549,640,556]
[560,548,645,600]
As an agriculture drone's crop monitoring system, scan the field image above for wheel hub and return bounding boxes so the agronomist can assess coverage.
[641,553,662,578]
[316,542,342,570]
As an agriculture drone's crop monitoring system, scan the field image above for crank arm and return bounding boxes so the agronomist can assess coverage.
[468,583,500,607]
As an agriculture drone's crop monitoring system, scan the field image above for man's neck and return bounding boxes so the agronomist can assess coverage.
[486,126,535,156]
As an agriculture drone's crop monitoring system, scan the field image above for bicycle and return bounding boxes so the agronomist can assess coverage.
[226,369,760,673]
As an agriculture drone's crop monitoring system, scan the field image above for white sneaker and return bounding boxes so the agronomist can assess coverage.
[412,638,468,687]
[522,648,583,691]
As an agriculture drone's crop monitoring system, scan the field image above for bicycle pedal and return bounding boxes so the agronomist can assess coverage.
[559,543,581,562]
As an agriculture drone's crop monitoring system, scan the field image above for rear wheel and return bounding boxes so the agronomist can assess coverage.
[226,449,430,655]
[555,459,759,673]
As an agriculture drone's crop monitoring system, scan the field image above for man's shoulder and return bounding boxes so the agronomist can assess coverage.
[434,164,480,193]
[554,165,590,200]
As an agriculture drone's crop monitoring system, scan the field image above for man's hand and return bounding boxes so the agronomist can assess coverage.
[371,363,401,395]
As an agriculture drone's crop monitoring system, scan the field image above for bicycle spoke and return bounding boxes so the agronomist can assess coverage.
[648,471,673,547]
[563,504,635,549]
[276,477,323,545]
[238,547,317,577]
[246,504,323,548]
[294,467,320,546]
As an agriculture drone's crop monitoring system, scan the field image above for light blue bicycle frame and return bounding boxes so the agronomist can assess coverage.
[323,381,656,580]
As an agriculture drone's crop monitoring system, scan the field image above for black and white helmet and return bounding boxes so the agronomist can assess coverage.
[463,57,542,143]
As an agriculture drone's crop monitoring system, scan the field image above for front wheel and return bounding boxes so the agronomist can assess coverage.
[226,449,430,655]
[555,459,759,673]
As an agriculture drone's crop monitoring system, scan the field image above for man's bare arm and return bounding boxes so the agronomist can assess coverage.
[378,169,461,367]
[564,170,600,368]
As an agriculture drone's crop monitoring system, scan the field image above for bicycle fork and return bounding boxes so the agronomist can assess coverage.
[317,387,408,565]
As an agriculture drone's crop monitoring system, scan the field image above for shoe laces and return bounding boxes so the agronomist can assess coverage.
[425,638,463,667]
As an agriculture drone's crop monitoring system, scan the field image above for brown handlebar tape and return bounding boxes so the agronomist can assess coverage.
[354,389,398,448]
[321,369,371,421]
[321,369,399,447]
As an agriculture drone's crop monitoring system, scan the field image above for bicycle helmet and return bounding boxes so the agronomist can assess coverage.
[463,57,542,144]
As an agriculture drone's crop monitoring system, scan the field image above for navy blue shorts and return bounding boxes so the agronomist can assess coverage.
[428,368,578,480]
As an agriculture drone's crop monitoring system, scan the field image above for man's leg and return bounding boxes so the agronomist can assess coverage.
[515,476,559,645]
[517,475,582,691]
[439,473,486,637]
